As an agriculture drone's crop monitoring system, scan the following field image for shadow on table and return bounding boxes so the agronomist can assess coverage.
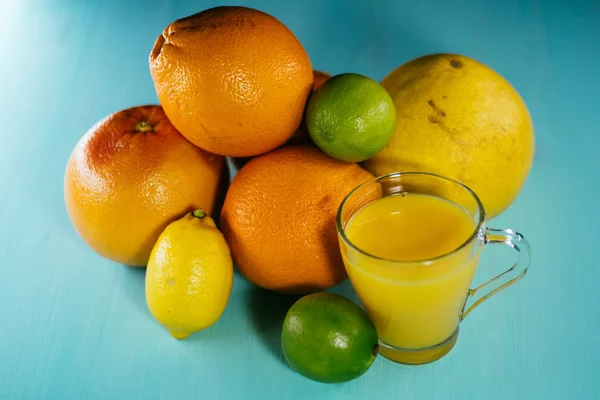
[120,265,153,319]
[246,287,300,367]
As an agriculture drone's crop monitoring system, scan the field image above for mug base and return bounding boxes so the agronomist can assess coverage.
[378,328,459,365]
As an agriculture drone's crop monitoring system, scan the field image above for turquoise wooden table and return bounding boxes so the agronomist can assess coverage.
[2,0,599,398]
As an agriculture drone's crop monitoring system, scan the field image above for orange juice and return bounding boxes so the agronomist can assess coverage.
[342,193,480,360]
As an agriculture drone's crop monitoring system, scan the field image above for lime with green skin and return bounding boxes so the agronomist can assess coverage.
[281,292,379,383]
[306,73,396,163]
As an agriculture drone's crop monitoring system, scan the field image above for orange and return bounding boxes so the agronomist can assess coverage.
[313,70,332,88]
[288,70,332,146]
[313,70,331,90]
[64,105,225,266]
[220,146,374,294]
[149,6,314,157]
[232,69,331,169]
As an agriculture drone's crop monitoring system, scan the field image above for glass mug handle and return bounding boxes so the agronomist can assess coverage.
[461,227,531,319]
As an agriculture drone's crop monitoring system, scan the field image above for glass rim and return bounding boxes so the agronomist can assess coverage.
[335,171,487,264]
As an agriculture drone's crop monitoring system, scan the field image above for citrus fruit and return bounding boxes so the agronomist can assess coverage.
[231,69,331,170]
[149,6,314,157]
[281,292,379,383]
[287,69,332,146]
[363,54,535,218]
[312,70,331,91]
[64,105,225,266]
[146,210,233,339]
[219,145,374,294]
[306,73,396,162]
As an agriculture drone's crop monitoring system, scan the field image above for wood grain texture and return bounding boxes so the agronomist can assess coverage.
[1,0,599,398]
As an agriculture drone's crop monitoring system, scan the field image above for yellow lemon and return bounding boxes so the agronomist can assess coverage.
[363,53,535,218]
[146,210,233,339]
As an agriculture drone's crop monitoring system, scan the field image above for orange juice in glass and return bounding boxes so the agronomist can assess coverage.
[336,172,530,364]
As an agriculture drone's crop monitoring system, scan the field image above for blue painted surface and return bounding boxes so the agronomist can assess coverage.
[1,0,599,398]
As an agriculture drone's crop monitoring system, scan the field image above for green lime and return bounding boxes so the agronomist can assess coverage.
[281,292,379,383]
[306,73,396,163]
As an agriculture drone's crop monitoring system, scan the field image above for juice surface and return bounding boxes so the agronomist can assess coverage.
[342,193,480,351]
[346,193,475,262]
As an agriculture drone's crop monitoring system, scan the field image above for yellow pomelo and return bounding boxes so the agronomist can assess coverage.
[363,54,535,218]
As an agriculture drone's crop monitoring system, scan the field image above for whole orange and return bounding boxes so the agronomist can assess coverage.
[220,146,374,294]
[64,105,225,266]
[149,6,314,157]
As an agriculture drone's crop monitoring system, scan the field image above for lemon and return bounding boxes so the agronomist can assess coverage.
[146,209,233,339]
[306,73,396,162]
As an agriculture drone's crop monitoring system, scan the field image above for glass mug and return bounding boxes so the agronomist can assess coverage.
[336,172,531,365]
